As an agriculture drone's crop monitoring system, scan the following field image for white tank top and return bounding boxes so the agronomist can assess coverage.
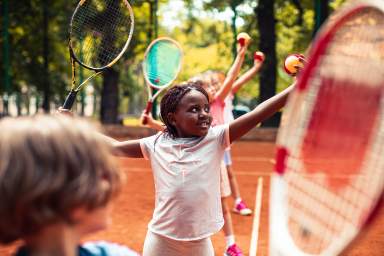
[140,125,230,241]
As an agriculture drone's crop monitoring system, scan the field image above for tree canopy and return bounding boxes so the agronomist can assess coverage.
[1,0,345,123]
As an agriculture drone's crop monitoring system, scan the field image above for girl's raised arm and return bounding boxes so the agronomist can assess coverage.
[231,52,264,94]
[229,83,295,143]
[215,43,248,102]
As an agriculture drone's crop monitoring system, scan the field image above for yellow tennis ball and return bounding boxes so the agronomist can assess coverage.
[284,54,304,76]
[237,32,251,46]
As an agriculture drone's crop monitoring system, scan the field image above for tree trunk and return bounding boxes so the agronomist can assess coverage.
[100,68,119,124]
[42,0,50,112]
[314,0,329,36]
[256,0,279,127]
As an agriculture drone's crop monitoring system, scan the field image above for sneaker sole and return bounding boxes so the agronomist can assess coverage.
[232,208,252,216]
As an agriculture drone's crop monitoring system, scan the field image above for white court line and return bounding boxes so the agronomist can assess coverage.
[250,177,264,256]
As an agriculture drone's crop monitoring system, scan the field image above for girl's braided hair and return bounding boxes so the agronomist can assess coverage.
[160,81,209,138]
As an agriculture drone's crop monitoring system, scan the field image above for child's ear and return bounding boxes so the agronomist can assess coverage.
[167,113,177,126]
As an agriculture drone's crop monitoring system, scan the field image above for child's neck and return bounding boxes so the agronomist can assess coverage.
[24,223,79,256]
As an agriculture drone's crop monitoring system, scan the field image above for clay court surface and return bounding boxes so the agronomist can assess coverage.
[1,141,383,255]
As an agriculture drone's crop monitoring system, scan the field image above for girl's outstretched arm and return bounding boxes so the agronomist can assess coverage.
[57,107,144,158]
[215,43,248,102]
[231,53,264,94]
[229,83,295,143]
[112,139,143,158]
[98,133,143,158]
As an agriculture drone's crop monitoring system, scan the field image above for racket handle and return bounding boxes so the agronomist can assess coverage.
[142,101,153,125]
[62,90,78,110]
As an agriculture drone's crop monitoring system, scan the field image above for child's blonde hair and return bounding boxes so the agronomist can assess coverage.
[193,70,226,91]
[0,114,123,244]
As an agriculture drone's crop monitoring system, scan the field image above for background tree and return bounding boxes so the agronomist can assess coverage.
[256,0,278,127]
[0,0,346,125]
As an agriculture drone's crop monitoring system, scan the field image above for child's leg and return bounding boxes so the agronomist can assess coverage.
[226,164,241,199]
[143,230,214,256]
[220,163,243,255]
[221,196,234,240]
[224,150,240,199]
[224,150,252,216]
[221,196,244,256]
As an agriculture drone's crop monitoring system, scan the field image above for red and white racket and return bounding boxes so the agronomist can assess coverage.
[270,1,384,255]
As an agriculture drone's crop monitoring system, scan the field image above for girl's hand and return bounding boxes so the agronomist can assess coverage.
[254,51,265,64]
[140,111,154,127]
[237,32,251,47]
[56,107,74,117]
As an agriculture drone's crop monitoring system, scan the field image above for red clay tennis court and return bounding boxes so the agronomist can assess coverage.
[0,140,383,255]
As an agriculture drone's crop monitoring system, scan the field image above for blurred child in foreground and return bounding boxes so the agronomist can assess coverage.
[0,114,140,256]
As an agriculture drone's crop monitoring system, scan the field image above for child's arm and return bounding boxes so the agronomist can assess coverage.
[115,112,167,157]
[231,52,264,94]
[140,112,165,132]
[229,83,295,143]
[113,139,144,158]
[96,133,143,158]
[214,43,248,102]
[57,107,144,158]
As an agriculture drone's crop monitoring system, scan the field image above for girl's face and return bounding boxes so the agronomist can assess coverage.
[169,90,212,137]
[211,73,225,91]
[202,83,216,103]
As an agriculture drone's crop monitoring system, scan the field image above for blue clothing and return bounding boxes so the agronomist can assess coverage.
[15,241,140,256]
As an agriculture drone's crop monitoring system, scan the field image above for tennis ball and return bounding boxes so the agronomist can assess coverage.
[284,54,305,76]
[254,51,265,62]
[237,32,251,46]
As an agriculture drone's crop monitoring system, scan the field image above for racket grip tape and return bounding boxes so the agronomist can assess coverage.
[142,101,153,125]
[62,90,78,110]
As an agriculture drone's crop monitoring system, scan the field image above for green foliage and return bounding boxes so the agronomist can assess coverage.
[1,0,347,115]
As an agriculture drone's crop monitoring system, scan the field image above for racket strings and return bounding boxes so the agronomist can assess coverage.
[70,0,133,69]
[320,9,384,85]
[144,41,182,87]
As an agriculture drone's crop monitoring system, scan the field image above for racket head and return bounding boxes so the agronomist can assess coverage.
[69,0,134,71]
[270,1,384,255]
[142,37,183,90]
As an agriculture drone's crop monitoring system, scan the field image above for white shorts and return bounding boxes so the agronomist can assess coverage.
[220,161,231,198]
[223,149,232,166]
[143,230,214,256]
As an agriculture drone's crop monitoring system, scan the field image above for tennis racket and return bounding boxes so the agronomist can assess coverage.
[62,0,134,110]
[270,1,384,255]
[141,37,183,124]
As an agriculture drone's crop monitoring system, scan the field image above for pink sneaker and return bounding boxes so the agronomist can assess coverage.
[225,244,243,256]
[233,200,252,216]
